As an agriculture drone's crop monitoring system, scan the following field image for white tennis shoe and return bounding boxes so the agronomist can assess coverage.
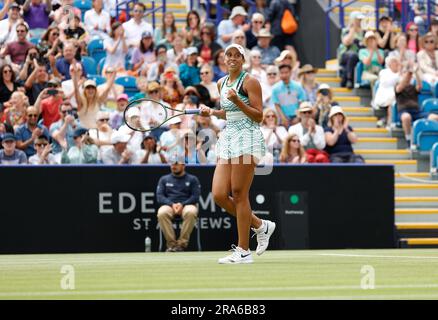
[218,245,253,264]
[253,220,276,256]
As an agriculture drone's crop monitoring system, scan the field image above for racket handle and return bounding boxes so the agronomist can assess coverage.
[185,109,200,115]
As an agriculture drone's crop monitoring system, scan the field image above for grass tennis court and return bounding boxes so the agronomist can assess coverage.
[1,249,438,300]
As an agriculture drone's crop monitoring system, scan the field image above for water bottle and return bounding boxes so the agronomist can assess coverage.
[145,237,151,252]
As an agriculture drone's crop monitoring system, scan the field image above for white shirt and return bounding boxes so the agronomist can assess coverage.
[373,68,400,108]
[260,126,288,152]
[288,122,326,150]
[104,37,127,69]
[123,19,154,47]
[133,150,165,164]
[28,153,58,165]
[117,125,143,152]
[0,19,20,45]
[201,81,219,100]
[84,9,111,38]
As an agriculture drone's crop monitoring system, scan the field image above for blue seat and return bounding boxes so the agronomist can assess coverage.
[412,119,438,153]
[115,76,139,98]
[431,142,438,176]
[81,56,97,75]
[391,102,401,128]
[354,62,370,89]
[74,0,92,21]
[87,74,106,86]
[30,38,40,46]
[87,39,106,67]
[97,57,106,75]
[413,80,433,106]
[422,98,438,114]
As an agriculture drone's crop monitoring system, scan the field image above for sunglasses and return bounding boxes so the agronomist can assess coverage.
[61,110,72,114]
[149,90,159,94]
[98,118,110,122]
[425,40,435,44]
[134,9,144,13]
[35,143,48,147]
[266,115,276,118]
[252,56,261,59]
[3,69,12,74]
[252,21,263,24]
[301,111,312,114]
[409,28,418,31]
[267,73,277,76]
[200,72,210,75]
[52,33,60,36]
[28,114,39,118]
[235,36,244,39]
[291,139,300,143]
[201,31,211,35]
[17,30,27,33]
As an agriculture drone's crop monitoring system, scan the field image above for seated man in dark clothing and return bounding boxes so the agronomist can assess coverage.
[395,64,427,146]
[156,156,201,252]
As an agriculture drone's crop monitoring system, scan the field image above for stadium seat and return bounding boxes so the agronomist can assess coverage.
[81,56,97,76]
[74,0,92,21]
[391,102,401,128]
[30,38,40,46]
[158,217,202,252]
[97,57,106,75]
[87,74,106,86]
[431,142,438,177]
[413,80,433,106]
[422,98,438,114]
[354,62,370,89]
[87,39,106,67]
[115,76,139,98]
[411,119,438,153]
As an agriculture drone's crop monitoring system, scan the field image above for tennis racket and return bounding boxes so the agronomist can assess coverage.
[123,98,200,132]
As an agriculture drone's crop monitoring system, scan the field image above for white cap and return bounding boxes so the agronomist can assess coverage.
[329,106,345,119]
[229,6,247,19]
[224,44,246,59]
[126,107,140,118]
[111,131,131,144]
[167,117,182,125]
[186,47,198,56]
[318,83,331,91]
[349,11,365,21]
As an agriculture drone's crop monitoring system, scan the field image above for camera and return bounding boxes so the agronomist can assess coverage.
[47,89,58,95]
[68,109,79,120]
[189,95,199,105]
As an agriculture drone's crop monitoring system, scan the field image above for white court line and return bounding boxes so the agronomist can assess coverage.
[1,284,438,297]
[317,253,438,260]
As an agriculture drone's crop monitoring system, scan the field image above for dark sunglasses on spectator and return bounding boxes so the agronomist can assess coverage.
[267,73,277,76]
[17,30,27,33]
[319,89,330,96]
[61,110,72,114]
[425,40,435,44]
[98,118,110,122]
[35,143,48,147]
[52,33,60,36]
[200,71,210,75]
[291,139,300,143]
[266,114,276,118]
[252,56,261,59]
[252,21,263,24]
[28,114,39,118]
[301,111,312,114]
[201,31,211,35]
[134,9,144,13]
[3,69,12,74]
[149,90,159,94]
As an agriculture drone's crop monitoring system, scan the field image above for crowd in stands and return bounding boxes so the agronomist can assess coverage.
[0,0,370,165]
[338,10,438,147]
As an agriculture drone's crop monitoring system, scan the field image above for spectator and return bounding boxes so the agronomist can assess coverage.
[101,130,134,164]
[23,0,52,39]
[160,117,183,159]
[395,64,426,146]
[430,18,438,44]
[0,133,27,164]
[231,29,251,69]
[279,133,308,164]
[338,11,365,89]
[84,0,111,40]
[212,49,227,82]
[263,65,279,109]
[274,49,300,81]
[217,6,249,48]
[313,83,334,129]
[248,0,269,18]
[24,61,48,106]
[34,79,63,128]
[253,28,281,66]
[156,158,201,252]
[375,16,397,53]
[248,49,266,84]
[109,93,129,130]
[266,0,299,50]
[161,67,185,108]
[272,64,307,127]
[298,64,318,105]
[406,22,420,54]
[118,107,144,152]
[359,31,385,96]
[324,106,363,163]
[64,15,87,42]
[179,47,201,87]
[49,100,78,155]
[53,0,81,30]
[130,31,156,77]
[417,32,438,86]
[97,68,124,110]
[72,65,116,129]
[61,127,99,164]
[0,3,22,46]
[15,106,50,158]
[182,10,202,48]
[123,2,153,49]
[0,64,21,114]
[61,63,86,109]
[129,76,148,101]
[1,91,29,131]
[199,64,219,106]
[197,22,222,65]
[103,21,128,74]
[147,44,179,82]
[54,41,84,80]
[37,26,63,69]
[19,46,43,83]
[180,129,205,164]
[373,56,401,128]
[167,32,186,66]
[388,33,416,68]
[28,135,57,164]
[88,110,113,159]
[260,108,288,162]
[1,23,34,67]
[245,13,265,50]
[133,135,167,164]
[154,12,177,48]
[289,102,329,163]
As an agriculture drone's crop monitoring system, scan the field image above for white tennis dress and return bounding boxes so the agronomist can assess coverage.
[216,71,266,161]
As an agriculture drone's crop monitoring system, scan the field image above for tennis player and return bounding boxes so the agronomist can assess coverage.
[200,44,276,264]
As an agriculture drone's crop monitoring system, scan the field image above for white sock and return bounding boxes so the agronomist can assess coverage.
[254,220,265,233]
